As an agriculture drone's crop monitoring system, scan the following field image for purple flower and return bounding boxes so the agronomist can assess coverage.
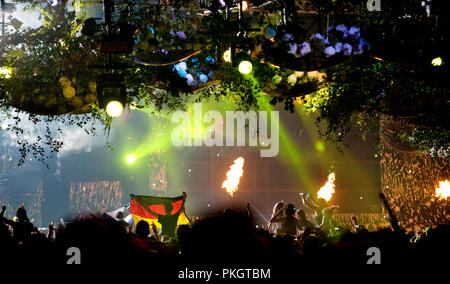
[347,26,360,38]
[282,33,294,42]
[335,42,343,53]
[175,61,187,71]
[176,31,186,40]
[310,33,325,41]
[218,0,226,7]
[186,74,195,86]
[299,42,311,56]
[335,24,348,33]
[288,43,298,55]
[324,46,336,57]
[342,43,352,56]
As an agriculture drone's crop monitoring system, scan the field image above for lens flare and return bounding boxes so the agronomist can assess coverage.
[106,101,124,117]
[222,157,245,197]
[435,180,450,200]
[317,172,336,202]
[126,154,136,164]
[238,61,252,74]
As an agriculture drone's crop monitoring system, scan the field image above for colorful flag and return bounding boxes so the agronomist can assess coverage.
[130,194,190,230]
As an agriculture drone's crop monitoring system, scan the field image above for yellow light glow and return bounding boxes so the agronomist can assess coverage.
[238,61,252,74]
[431,57,443,66]
[106,101,123,117]
[0,67,12,79]
[317,172,336,202]
[223,48,231,63]
[435,180,450,200]
[239,1,249,11]
[126,154,136,164]
[222,157,245,197]
[129,102,137,110]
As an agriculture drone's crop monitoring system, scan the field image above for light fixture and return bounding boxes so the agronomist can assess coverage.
[106,101,124,117]
[126,154,136,164]
[223,48,231,63]
[238,60,252,74]
[238,1,249,12]
[431,57,443,66]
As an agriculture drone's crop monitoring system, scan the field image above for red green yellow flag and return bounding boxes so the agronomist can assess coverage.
[130,194,190,229]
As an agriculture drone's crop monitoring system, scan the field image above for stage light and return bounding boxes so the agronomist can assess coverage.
[238,60,252,74]
[126,154,136,164]
[223,48,231,63]
[238,1,249,11]
[106,101,123,117]
[0,67,12,79]
[431,57,443,66]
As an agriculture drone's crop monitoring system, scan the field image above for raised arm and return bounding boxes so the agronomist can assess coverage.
[0,205,14,226]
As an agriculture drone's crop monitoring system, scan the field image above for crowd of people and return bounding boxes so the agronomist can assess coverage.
[1,193,449,268]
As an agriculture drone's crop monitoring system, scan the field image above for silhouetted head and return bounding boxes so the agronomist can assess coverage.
[272,201,285,217]
[296,209,306,221]
[285,204,295,216]
[223,208,233,215]
[116,211,124,219]
[16,205,29,223]
[317,198,327,209]
[135,220,150,239]
[164,202,173,215]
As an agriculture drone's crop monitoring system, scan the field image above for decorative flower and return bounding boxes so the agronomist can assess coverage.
[186,74,194,86]
[272,75,282,84]
[63,86,76,100]
[342,43,352,56]
[310,33,325,41]
[335,42,343,53]
[324,46,336,57]
[288,43,298,56]
[199,74,208,83]
[282,33,294,42]
[347,26,360,38]
[176,31,186,40]
[335,24,348,33]
[299,42,311,56]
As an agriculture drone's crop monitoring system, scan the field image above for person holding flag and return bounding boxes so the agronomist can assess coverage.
[130,192,190,238]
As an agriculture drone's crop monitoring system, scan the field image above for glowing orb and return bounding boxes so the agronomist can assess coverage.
[126,155,136,164]
[223,49,231,63]
[431,57,443,66]
[106,101,123,117]
[238,61,252,74]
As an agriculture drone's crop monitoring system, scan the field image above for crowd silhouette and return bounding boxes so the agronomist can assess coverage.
[1,193,449,268]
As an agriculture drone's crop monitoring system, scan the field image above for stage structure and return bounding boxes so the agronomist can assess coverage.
[380,114,450,231]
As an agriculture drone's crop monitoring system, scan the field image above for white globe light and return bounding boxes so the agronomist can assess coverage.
[126,154,136,164]
[238,61,252,74]
[106,101,124,117]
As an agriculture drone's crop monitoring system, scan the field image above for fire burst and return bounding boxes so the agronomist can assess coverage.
[435,180,450,200]
[222,157,245,197]
[317,172,336,202]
